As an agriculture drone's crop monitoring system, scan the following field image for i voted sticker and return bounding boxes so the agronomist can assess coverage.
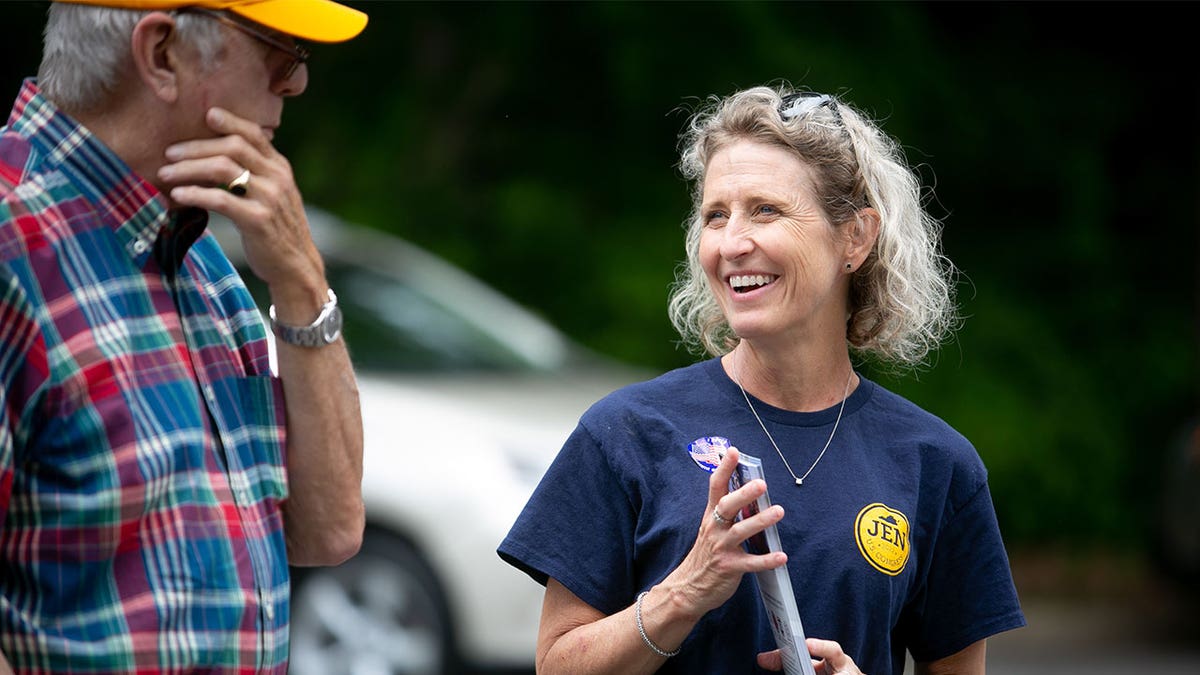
[688,436,732,473]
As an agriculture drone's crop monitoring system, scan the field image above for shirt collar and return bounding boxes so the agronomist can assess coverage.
[7,78,173,265]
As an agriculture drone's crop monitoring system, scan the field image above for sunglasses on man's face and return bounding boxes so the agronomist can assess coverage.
[181,7,311,81]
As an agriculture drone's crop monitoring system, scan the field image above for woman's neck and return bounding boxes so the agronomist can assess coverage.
[723,342,857,412]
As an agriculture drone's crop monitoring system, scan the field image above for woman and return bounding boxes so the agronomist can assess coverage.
[498,85,1024,674]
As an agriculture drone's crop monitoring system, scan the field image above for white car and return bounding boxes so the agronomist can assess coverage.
[208,206,644,674]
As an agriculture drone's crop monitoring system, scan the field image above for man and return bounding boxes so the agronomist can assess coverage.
[0,1,368,672]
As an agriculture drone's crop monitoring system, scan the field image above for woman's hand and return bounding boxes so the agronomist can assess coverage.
[534,447,792,675]
[658,447,788,619]
[757,639,865,674]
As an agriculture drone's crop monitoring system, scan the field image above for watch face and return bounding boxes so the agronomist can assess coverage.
[322,307,344,343]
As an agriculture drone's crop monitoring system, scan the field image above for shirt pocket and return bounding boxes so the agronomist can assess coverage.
[209,374,288,505]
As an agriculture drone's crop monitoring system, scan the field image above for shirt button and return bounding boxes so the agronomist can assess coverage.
[132,238,149,254]
[264,601,275,621]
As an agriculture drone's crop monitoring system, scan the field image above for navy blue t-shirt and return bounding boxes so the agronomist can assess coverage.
[498,358,1025,674]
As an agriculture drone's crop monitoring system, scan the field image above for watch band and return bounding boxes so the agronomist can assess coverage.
[269,288,343,348]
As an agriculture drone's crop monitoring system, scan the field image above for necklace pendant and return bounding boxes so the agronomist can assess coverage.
[735,368,853,494]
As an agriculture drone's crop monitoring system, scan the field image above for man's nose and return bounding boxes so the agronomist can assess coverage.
[275,62,308,97]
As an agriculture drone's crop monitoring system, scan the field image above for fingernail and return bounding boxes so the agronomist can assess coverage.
[208,107,224,124]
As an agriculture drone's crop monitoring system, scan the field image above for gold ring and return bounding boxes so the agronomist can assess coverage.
[226,168,251,197]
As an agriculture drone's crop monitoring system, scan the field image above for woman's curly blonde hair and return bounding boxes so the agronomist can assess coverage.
[667,84,959,367]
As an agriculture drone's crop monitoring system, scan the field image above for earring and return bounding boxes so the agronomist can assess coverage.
[845,262,853,270]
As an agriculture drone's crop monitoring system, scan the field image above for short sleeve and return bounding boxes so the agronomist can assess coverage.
[901,480,1026,661]
[498,420,638,616]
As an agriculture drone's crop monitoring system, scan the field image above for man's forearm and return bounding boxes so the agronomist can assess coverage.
[275,337,365,566]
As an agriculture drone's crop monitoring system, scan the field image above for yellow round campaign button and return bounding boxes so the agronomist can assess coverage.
[855,503,911,576]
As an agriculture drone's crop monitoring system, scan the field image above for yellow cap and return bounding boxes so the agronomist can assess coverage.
[55,0,368,43]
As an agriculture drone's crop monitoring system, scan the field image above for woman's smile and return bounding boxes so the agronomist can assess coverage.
[728,273,779,294]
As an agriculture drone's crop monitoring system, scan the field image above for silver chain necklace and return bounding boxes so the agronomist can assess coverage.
[734,367,853,487]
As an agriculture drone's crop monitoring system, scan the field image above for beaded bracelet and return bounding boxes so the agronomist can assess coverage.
[635,590,681,658]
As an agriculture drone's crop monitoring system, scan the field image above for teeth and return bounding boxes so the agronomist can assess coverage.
[730,275,775,289]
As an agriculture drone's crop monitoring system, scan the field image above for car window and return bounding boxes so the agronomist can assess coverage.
[210,206,582,374]
[236,263,546,373]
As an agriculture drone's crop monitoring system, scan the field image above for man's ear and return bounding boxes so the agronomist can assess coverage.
[130,12,182,103]
[844,207,880,272]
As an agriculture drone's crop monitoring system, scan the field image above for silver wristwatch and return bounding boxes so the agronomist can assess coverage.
[269,288,343,348]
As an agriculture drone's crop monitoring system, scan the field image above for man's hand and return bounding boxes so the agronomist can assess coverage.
[158,106,326,319]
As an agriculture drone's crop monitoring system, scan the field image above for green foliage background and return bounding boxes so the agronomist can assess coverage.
[4,1,1197,557]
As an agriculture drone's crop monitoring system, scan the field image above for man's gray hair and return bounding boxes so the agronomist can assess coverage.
[38,4,224,113]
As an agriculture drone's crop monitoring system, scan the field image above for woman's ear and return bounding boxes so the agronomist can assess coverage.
[130,12,182,103]
[844,207,880,272]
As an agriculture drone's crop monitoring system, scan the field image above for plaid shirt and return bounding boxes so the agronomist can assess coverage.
[0,80,290,673]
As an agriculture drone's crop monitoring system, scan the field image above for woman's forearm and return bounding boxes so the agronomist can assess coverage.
[537,580,701,675]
